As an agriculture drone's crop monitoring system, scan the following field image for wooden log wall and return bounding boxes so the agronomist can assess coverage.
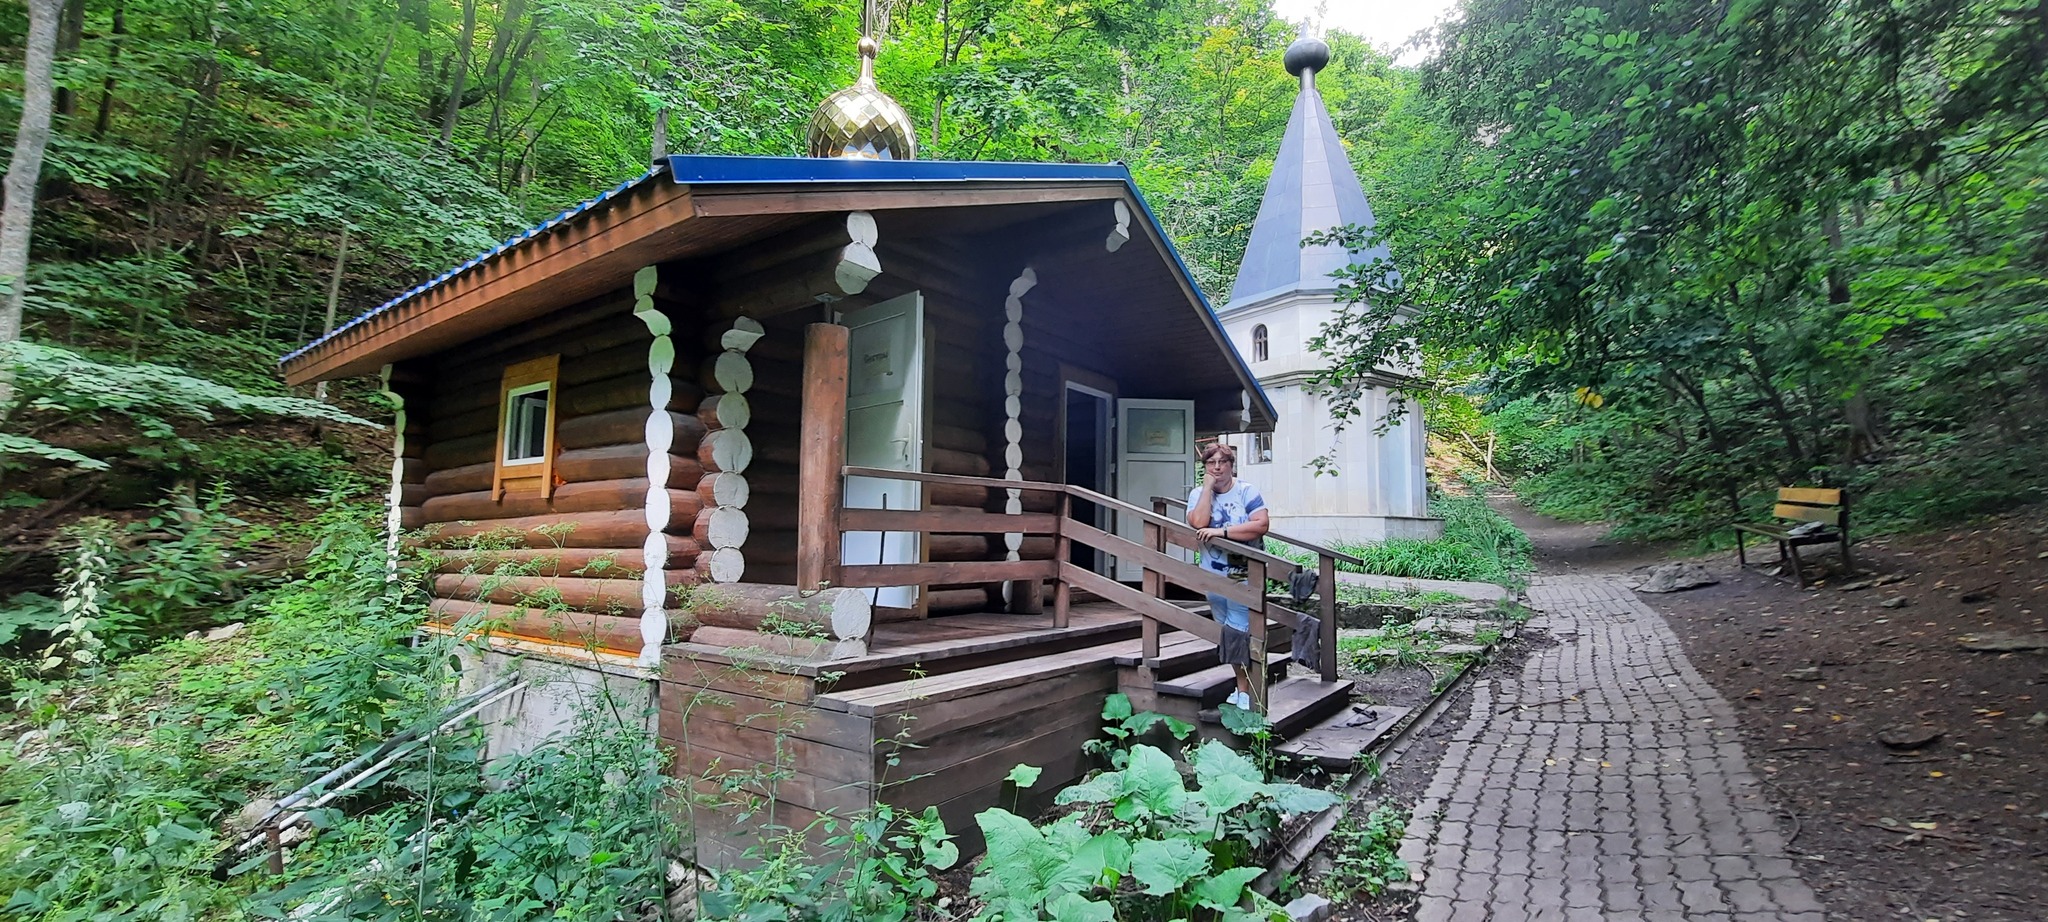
[686,314,804,588]
[408,286,710,645]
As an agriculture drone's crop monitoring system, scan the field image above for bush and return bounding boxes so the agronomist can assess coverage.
[1267,492,1532,586]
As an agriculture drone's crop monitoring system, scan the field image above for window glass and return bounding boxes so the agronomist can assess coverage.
[1125,408,1187,455]
[1254,432,1273,464]
[504,384,551,463]
[1252,324,1269,362]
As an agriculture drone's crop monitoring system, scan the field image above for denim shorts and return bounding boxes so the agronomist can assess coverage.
[1205,589,1251,633]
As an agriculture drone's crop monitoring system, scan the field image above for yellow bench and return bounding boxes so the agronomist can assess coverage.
[1733,487,1852,587]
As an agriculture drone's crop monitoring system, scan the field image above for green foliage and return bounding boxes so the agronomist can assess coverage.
[1265,492,1531,586]
[1320,804,1409,899]
[698,802,960,922]
[1085,692,1196,769]
[1307,0,2048,539]
[0,502,439,919]
[972,721,1337,922]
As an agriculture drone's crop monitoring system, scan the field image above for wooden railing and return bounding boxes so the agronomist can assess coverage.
[1155,495,1348,685]
[829,466,1333,711]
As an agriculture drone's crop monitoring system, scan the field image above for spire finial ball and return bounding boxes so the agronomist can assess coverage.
[858,35,879,58]
[1284,37,1331,77]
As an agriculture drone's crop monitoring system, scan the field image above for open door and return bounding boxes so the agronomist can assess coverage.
[840,293,924,611]
[1115,399,1196,582]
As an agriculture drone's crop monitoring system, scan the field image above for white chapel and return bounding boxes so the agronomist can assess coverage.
[1217,37,1439,544]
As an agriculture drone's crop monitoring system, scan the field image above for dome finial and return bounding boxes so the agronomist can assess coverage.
[1284,36,1331,87]
[806,30,918,160]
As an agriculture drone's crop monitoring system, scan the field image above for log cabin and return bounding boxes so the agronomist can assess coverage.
[284,138,1367,863]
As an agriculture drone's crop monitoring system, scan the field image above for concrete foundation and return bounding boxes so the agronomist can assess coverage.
[1271,513,1444,545]
[455,644,658,762]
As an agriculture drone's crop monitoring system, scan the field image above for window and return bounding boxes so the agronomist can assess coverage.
[503,384,551,463]
[1253,432,1273,464]
[1252,324,1269,362]
[494,355,560,499]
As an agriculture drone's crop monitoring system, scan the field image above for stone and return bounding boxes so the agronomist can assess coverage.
[1956,631,2048,653]
[1637,562,1719,593]
[1784,666,1823,682]
[203,622,245,642]
[1877,726,1943,750]
[1284,893,1335,922]
[1879,596,1908,609]
[230,797,277,833]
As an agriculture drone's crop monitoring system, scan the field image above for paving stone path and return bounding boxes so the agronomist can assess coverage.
[1400,574,1829,921]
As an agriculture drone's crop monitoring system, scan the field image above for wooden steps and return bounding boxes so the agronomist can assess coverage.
[1154,652,1290,708]
[1199,676,1356,740]
[1277,704,1411,770]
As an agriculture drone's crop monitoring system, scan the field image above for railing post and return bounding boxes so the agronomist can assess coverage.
[1246,558,1268,714]
[1141,519,1163,663]
[1053,491,1072,628]
[1318,552,1339,683]
[797,323,849,594]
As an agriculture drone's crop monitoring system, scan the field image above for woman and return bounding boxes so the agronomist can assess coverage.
[1185,441,1271,710]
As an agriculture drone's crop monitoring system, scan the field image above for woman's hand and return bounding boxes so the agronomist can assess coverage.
[1196,527,1226,543]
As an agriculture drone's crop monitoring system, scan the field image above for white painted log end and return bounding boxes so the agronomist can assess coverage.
[1010,267,1038,297]
[706,428,755,474]
[823,588,873,643]
[713,351,755,394]
[707,547,746,583]
[836,243,882,296]
[704,506,750,549]
[846,211,879,248]
[699,471,751,508]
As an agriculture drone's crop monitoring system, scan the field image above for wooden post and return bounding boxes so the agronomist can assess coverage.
[1141,520,1163,663]
[796,323,849,593]
[1319,553,1339,683]
[1247,558,1268,714]
[1053,492,1072,628]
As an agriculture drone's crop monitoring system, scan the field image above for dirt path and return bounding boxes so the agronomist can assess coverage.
[1492,495,2048,922]
[1486,494,1677,575]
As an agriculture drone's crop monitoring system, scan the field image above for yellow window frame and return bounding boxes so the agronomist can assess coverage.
[494,355,560,500]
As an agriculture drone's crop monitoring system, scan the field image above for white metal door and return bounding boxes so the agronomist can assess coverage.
[840,293,924,609]
[1115,398,1196,582]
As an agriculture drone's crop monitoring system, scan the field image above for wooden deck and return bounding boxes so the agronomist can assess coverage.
[661,602,1146,866]
[659,599,1354,867]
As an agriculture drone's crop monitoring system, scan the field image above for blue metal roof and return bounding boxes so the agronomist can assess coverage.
[1224,76,1395,312]
[278,153,1276,426]
[660,154,1135,185]
[279,163,669,366]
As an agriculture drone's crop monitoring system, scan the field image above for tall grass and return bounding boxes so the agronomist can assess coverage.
[1267,492,1533,587]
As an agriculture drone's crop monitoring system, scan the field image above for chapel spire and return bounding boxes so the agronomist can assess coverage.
[1224,36,1394,311]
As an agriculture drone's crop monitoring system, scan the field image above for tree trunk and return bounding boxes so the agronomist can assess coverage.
[438,0,478,146]
[91,0,124,139]
[313,224,352,401]
[650,108,669,162]
[54,0,84,118]
[0,0,64,413]
[363,22,398,128]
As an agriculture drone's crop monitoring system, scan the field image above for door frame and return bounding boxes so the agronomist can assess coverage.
[836,292,926,618]
[1057,364,1118,577]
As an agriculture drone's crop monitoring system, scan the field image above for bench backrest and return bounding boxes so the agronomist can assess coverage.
[1775,487,1844,525]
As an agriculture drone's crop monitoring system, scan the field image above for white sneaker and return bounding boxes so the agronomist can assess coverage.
[1225,690,1252,710]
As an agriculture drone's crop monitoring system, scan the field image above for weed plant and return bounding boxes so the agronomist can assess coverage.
[1319,803,1410,899]
[1265,492,1532,587]
[0,502,677,921]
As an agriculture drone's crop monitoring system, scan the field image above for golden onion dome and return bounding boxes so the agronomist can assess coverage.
[806,36,918,161]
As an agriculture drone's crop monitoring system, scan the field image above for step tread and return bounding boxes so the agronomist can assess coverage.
[1276,703,1412,770]
[1154,653,1291,706]
[816,638,1136,717]
[1202,676,1355,739]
